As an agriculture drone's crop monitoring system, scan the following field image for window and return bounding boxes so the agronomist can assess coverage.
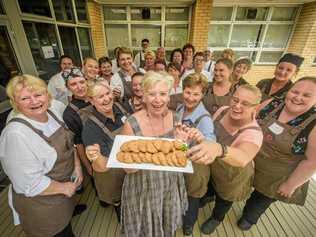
[103,6,190,57]
[208,6,299,64]
[75,0,88,23]
[18,0,52,17]
[53,0,75,22]
[58,26,81,65]
[0,0,5,14]
[77,28,93,59]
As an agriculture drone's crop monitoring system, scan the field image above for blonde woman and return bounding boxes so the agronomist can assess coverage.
[120,71,199,237]
[82,80,129,221]
[143,50,156,71]
[0,75,82,237]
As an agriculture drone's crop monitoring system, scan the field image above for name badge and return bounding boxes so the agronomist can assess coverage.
[121,116,127,123]
[268,122,284,135]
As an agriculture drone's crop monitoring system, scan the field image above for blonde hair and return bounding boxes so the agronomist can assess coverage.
[87,79,111,98]
[144,50,156,59]
[236,84,262,104]
[182,73,209,94]
[142,71,174,94]
[6,74,51,112]
[117,47,133,59]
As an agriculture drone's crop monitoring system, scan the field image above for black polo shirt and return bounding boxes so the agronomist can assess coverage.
[63,98,91,144]
[82,105,125,157]
[256,78,293,99]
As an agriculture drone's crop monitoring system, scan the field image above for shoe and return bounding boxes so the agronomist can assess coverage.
[72,204,87,217]
[99,200,110,208]
[183,225,193,236]
[114,205,121,223]
[201,217,220,234]
[237,217,253,230]
[199,195,215,208]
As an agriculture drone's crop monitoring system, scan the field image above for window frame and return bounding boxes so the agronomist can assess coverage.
[208,5,302,65]
[103,5,191,54]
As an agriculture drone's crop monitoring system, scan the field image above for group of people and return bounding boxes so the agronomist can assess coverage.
[0,38,315,237]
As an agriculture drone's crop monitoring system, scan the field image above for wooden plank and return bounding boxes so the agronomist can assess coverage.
[88,205,106,237]
[97,206,114,237]
[106,207,119,237]
[226,203,245,237]
[80,196,100,237]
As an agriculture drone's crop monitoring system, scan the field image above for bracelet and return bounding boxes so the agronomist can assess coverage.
[217,143,228,159]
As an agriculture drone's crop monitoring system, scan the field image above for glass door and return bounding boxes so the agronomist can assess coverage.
[0,21,21,87]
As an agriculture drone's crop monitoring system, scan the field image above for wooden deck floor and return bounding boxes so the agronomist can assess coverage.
[1,180,316,237]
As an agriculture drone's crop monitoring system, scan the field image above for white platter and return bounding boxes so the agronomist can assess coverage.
[107,135,193,173]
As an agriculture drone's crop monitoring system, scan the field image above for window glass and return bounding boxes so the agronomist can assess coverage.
[165,25,188,48]
[165,7,189,21]
[263,25,292,48]
[234,51,257,62]
[53,0,75,22]
[211,7,233,21]
[208,25,230,47]
[78,28,93,59]
[0,0,5,14]
[236,7,268,21]
[313,57,316,64]
[23,22,60,80]
[131,24,161,47]
[75,0,88,23]
[18,0,51,17]
[271,7,297,21]
[105,24,129,48]
[58,26,80,65]
[212,51,223,61]
[131,7,161,21]
[259,51,283,63]
[104,7,126,20]
[230,25,263,48]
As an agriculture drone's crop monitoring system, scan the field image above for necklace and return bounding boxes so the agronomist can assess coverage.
[146,111,167,137]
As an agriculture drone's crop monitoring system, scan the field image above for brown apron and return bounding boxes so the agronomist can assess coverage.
[118,70,133,100]
[254,103,315,205]
[88,105,126,205]
[69,101,94,125]
[211,108,261,202]
[169,93,183,111]
[178,105,211,198]
[258,78,292,102]
[203,82,233,115]
[10,111,75,237]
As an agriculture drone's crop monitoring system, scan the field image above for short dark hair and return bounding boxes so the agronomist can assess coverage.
[183,43,195,54]
[216,58,234,70]
[193,52,205,61]
[141,39,149,43]
[167,62,181,72]
[98,56,112,67]
[234,58,252,70]
[155,59,166,67]
[131,72,145,81]
[170,48,184,64]
[59,55,73,67]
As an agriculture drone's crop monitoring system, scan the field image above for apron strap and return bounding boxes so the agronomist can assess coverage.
[47,110,67,129]
[207,61,212,72]
[88,114,115,140]
[214,107,230,123]
[114,102,129,116]
[9,117,52,145]
[69,102,79,112]
[126,115,142,136]
[193,114,211,128]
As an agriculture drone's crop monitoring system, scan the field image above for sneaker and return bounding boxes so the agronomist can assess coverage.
[183,225,193,236]
[237,217,253,231]
[72,204,87,217]
[99,200,110,208]
[201,217,220,234]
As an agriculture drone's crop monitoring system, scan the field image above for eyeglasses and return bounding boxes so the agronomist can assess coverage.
[194,58,205,63]
[230,97,258,108]
[61,67,84,81]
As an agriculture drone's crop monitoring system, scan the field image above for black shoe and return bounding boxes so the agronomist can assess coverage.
[183,225,193,236]
[114,205,121,223]
[237,217,253,231]
[72,204,87,217]
[199,195,215,208]
[75,185,84,194]
[99,200,110,208]
[201,217,220,234]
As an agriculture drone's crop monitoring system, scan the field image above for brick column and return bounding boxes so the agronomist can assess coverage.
[87,1,107,59]
[189,0,213,51]
[287,1,316,77]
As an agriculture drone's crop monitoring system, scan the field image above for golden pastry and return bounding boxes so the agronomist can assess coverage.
[161,140,173,154]
[166,152,174,166]
[146,140,158,153]
[145,152,152,163]
[131,152,142,163]
[175,150,187,167]
[151,152,161,165]
[117,151,125,162]
[138,140,147,153]
[173,140,184,150]
[121,141,131,152]
[158,152,168,166]
[129,141,140,153]
[124,152,134,163]
[153,139,163,151]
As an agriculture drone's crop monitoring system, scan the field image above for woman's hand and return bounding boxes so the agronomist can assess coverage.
[174,123,204,143]
[186,127,205,144]
[72,166,83,188]
[61,182,78,197]
[124,168,139,174]
[277,181,297,198]
[186,140,222,165]
[86,144,102,162]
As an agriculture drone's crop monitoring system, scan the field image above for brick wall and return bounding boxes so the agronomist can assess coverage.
[189,0,213,51]
[87,1,107,59]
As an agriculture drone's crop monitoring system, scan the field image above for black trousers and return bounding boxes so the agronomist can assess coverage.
[54,223,75,237]
[242,190,276,224]
[183,196,200,227]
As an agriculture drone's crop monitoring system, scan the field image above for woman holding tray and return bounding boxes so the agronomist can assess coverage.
[120,71,198,237]
[82,80,129,221]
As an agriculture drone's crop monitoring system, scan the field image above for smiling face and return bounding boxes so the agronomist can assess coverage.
[156,48,165,60]
[67,76,87,99]
[168,67,180,80]
[143,81,169,116]
[100,62,112,76]
[145,55,155,68]
[229,88,258,122]
[214,62,232,83]
[233,63,249,80]
[193,55,205,71]
[184,47,193,59]
[172,52,183,64]
[14,86,50,121]
[83,59,99,80]
[60,57,73,71]
[183,85,204,112]
[284,80,316,115]
[132,75,144,97]
[91,85,114,115]
[274,62,297,82]
[118,53,133,71]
